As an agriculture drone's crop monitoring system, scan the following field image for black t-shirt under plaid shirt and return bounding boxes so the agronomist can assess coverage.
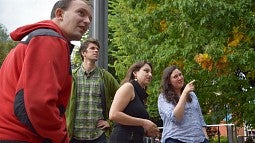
[73,66,104,140]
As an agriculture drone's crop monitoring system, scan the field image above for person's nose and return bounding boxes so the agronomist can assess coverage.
[177,75,183,80]
[83,16,91,25]
[93,48,99,52]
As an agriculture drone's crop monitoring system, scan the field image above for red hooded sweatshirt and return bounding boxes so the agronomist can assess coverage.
[0,20,72,143]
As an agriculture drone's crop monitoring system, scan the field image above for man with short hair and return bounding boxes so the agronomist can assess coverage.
[66,38,119,143]
[0,0,92,142]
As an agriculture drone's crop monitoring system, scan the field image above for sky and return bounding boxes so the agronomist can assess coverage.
[0,0,81,45]
[0,0,58,34]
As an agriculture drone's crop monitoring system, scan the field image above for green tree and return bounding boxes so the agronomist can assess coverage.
[0,24,9,41]
[0,23,16,65]
[109,0,255,127]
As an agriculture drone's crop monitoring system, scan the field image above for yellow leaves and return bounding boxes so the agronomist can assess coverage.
[228,39,240,47]
[160,19,167,32]
[227,26,245,47]
[215,55,228,70]
[194,53,228,73]
[227,25,252,48]
[147,4,157,13]
[194,53,213,71]
[194,25,250,74]
[171,60,184,69]
[223,46,234,55]
[147,4,168,32]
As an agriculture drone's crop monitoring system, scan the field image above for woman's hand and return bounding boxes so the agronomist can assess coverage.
[142,119,160,137]
[182,80,195,96]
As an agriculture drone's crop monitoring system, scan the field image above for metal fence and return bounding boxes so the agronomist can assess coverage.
[237,136,255,143]
[143,124,239,143]
[206,124,237,143]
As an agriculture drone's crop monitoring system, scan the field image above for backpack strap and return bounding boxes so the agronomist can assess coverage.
[21,28,65,44]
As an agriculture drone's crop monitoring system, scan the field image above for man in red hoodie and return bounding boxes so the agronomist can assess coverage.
[0,0,91,142]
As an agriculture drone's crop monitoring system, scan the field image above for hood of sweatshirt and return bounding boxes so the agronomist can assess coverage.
[10,20,64,41]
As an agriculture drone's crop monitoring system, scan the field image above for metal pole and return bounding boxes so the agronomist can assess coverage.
[90,0,108,69]
[218,126,220,143]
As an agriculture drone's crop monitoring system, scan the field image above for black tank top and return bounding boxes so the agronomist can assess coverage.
[115,80,149,135]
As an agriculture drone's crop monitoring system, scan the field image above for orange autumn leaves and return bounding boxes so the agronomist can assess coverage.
[194,26,247,72]
[194,53,227,72]
[194,53,213,71]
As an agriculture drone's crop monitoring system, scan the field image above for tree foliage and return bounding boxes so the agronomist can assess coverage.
[0,24,16,65]
[109,0,255,127]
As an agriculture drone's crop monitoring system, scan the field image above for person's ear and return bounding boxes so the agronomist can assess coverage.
[81,51,86,57]
[133,71,137,77]
[55,8,64,20]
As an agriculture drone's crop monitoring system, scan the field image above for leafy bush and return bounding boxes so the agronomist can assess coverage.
[210,136,229,143]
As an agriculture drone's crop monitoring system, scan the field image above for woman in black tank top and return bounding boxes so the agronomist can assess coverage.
[109,61,160,143]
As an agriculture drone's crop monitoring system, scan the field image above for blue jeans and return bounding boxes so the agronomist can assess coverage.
[70,133,107,143]
[165,137,209,143]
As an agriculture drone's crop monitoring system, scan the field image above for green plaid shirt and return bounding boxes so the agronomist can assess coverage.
[73,66,104,140]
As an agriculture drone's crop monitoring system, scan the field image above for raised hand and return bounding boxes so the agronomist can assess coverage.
[182,80,195,96]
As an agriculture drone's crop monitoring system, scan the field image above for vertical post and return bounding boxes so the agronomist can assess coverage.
[218,126,220,143]
[90,0,108,69]
[227,124,237,143]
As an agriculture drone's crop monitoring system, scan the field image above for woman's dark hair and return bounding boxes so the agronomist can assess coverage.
[160,65,192,106]
[79,38,100,60]
[121,61,152,87]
